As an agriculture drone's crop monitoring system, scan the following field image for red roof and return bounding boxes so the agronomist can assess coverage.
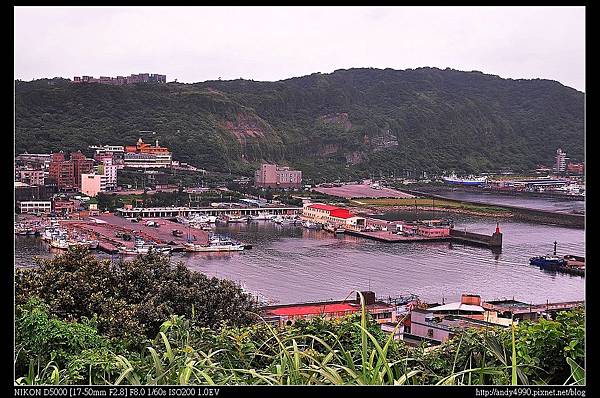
[309,204,341,211]
[266,303,358,316]
[330,209,352,219]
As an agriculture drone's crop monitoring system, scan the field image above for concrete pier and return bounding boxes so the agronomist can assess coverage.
[450,228,503,248]
[62,214,210,253]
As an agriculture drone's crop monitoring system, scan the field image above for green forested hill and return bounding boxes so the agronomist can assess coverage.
[15,68,584,180]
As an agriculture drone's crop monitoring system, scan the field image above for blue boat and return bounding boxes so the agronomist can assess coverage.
[529,255,566,269]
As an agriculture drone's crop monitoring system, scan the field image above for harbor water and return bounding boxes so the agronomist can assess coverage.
[15,213,585,306]
[419,189,585,214]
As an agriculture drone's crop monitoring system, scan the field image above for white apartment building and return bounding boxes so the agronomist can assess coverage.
[19,201,52,214]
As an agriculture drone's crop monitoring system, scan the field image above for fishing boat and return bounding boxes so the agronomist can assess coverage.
[272,215,299,225]
[42,226,66,242]
[119,239,151,255]
[67,239,99,250]
[152,244,173,254]
[563,255,585,269]
[190,214,218,224]
[184,234,245,252]
[224,215,248,223]
[49,236,69,250]
[250,212,275,221]
[198,223,213,231]
[301,220,322,230]
[529,255,566,269]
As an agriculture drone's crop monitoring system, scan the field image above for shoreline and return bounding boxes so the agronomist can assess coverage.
[353,205,513,218]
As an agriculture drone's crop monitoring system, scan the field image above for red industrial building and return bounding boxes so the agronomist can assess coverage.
[302,203,366,230]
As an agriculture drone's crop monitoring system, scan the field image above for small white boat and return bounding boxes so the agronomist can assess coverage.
[184,235,245,252]
[301,220,322,230]
[67,239,99,249]
[251,212,275,221]
[49,237,69,250]
[272,216,299,225]
[225,215,247,223]
[199,223,213,231]
[190,215,218,224]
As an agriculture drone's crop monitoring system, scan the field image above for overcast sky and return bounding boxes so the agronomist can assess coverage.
[14,6,585,91]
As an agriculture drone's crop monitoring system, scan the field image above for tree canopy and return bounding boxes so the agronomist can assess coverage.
[15,68,584,180]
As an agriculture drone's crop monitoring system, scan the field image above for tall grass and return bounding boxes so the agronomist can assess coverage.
[16,292,582,385]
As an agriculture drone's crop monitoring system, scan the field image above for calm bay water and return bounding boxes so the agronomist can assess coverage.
[423,189,585,214]
[15,213,585,306]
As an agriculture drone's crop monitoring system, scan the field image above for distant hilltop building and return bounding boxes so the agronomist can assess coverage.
[72,73,166,85]
[123,138,172,168]
[254,163,302,188]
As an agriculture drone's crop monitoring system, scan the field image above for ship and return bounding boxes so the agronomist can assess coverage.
[529,255,566,269]
[184,234,245,252]
[442,173,487,186]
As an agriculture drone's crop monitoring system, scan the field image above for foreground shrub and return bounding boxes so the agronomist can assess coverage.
[15,248,260,343]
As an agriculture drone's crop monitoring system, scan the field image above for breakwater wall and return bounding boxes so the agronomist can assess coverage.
[450,229,502,248]
[401,189,584,229]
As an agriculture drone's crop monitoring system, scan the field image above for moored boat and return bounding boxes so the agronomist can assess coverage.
[49,236,69,250]
[224,215,248,223]
[301,220,322,230]
[529,255,566,269]
[250,212,275,221]
[184,234,245,252]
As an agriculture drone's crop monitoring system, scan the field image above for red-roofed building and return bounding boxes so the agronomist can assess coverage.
[262,291,396,327]
[302,203,366,230]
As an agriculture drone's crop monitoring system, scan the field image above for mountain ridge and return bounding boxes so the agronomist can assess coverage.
[15,67,584,181]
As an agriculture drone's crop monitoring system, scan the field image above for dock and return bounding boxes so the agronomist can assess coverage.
[61,214,210,253]
[449,228,503,248]
[344,229,451,243]
[341,217,502,249]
